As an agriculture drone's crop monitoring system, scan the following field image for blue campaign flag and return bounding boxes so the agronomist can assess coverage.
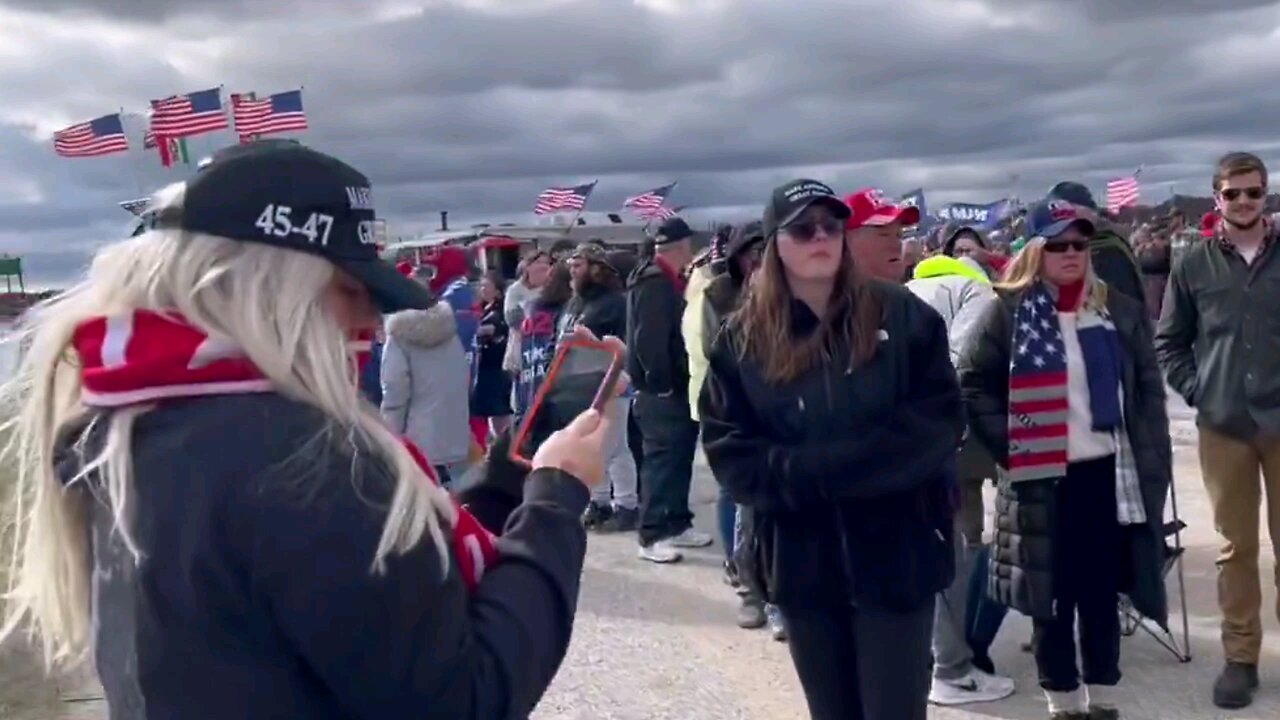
[935,199,1014,231]
[898,188,931,237]
[899,188,927,218]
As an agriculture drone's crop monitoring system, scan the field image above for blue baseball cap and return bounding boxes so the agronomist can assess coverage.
[1026,198,1096,240]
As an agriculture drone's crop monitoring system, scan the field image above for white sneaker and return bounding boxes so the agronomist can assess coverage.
[928,668,1016,706]
[638,540,683,564]
[667,528,714,548]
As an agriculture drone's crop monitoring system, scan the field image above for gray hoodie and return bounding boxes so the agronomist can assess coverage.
[381,302,471,465]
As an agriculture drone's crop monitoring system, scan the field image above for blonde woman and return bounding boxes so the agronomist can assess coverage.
[0,142,612,719]
[957,199,1172,720]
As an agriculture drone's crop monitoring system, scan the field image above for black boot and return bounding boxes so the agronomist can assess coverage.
[1212,661,1258,709]
[581,501,613,530]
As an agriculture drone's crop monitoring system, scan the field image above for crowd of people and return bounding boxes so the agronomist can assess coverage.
[1,139,1278,720]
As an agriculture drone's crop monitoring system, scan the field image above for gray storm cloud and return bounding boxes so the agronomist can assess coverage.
[3,0,1280,284]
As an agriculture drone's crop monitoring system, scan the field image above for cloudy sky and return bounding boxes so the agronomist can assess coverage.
[3,0,1280,286]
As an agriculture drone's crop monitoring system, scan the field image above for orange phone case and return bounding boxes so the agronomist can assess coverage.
[509,338,624,466]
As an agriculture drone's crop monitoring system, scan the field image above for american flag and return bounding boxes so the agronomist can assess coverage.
[623,182,677,220]
[231,90,309,142]
[148,88,228,138]
[1105,175,1141,213]
[534,181,596,215]
[1007,286,1069,483]
[53,114,130,157]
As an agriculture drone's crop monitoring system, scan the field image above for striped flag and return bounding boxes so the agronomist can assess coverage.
[1105,175,1141,213]
[143,130,190,168]
[1006,285,1069,483]
[148,88,228,138]
[534,181,596,215]
[622,182,677,220]
[53,114,130,157]
[231,90,309,142]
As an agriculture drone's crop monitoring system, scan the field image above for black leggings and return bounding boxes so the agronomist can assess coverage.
[780,602,933,720]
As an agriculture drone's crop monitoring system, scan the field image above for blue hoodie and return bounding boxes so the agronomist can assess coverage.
[440,279,478,365]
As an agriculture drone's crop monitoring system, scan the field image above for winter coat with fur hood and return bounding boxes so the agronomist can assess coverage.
[381,302,472,465]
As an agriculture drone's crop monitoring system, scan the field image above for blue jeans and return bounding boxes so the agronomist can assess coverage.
[717,484,735,560]
[966,544,1010,657]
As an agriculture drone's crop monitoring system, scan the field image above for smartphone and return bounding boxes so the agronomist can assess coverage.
[510,339,625,466]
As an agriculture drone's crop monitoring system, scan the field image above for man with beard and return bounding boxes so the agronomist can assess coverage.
[628,217,713,563]
[1047,181,1145,305]
[559,243,638,532]
[844,188,922,281]
[1155,152,1280,710]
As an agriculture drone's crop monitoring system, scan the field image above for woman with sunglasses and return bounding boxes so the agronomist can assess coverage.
[958,199,1172,720]
[699,179,964,720]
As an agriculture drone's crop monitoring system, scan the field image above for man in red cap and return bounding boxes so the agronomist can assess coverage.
[844,188,922,282]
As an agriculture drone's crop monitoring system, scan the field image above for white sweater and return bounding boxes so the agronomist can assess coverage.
[1058,312,1117,462]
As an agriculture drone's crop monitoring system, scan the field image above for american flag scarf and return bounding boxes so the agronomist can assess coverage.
[1007,284,1071,483]
[1006,286,1147,524]
[71,310,498,591]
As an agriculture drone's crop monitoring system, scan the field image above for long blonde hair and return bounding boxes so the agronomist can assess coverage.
[996,237,1108,311]
[0,183,456,670]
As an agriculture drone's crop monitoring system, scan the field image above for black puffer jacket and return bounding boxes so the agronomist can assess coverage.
[957,287,1172,623]
[699,282,963,611]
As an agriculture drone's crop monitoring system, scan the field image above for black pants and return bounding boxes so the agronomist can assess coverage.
[633,392,698,546]
[1033,455,1123,692]
[627,399,645,483]
[782,602,933,720]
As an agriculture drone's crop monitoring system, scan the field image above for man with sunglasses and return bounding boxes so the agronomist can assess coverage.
[1155,151,1280,710]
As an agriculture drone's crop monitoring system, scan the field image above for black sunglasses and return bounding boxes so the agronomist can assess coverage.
[781,217,843,242]
[1221,186,1266,201]
[1044,240,1088,253]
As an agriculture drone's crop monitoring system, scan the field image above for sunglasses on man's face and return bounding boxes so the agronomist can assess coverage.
[781,217,843,243]
[1220,186,1266,202]
[1043,240,1089,253]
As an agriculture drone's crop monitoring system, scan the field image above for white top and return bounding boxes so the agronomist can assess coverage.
[1058,312,1117,461]
[1238,242,1262,265]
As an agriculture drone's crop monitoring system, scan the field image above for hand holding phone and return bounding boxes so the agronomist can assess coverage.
[531,408,610,488]
[510,332,627,467]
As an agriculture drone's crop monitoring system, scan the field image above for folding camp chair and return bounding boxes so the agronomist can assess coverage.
[1119,479,1192,663]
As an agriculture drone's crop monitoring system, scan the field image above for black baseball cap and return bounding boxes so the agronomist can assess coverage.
[1047,181,1099,211]
[654,217,694,245]
[154,141,433,313]
[762,178,851,237]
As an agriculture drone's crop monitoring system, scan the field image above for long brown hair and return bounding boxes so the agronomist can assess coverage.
[732,235,882,384]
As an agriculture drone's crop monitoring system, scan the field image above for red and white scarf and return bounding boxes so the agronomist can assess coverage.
[71,310,498,591]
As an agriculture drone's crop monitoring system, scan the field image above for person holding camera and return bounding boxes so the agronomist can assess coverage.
[0,142,614,719]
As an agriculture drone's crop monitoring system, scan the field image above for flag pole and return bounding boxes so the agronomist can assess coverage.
[122,108,145,195]
[640,182,679,234]
[561,180,597,237]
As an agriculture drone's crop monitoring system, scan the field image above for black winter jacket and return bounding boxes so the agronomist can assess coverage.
[626,257,689,396]
[60,394,589,720]
[957,288,1172,624]
[558,282,627,342]
[699,282,963,611]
